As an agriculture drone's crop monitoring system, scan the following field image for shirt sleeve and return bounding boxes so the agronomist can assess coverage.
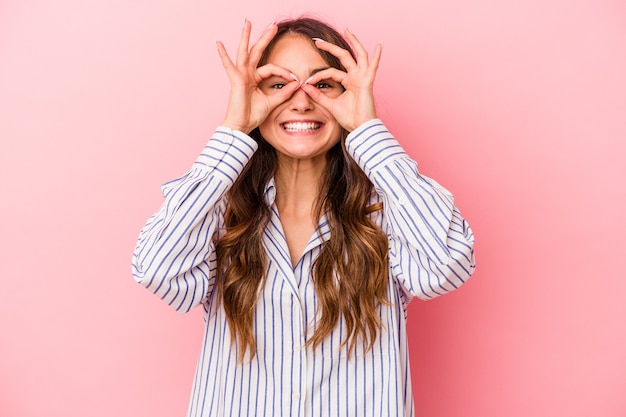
[345,119,476,301]
[131,127,257,313]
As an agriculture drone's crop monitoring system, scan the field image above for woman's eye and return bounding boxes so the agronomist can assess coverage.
[271,83,286,89]
[315,82,332,89]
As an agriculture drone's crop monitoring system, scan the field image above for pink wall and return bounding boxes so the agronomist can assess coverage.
[1,0,625,416]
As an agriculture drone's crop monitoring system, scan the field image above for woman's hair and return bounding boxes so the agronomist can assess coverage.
[216,17,389,361]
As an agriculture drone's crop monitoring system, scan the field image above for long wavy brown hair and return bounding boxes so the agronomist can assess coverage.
[216,17,389,361]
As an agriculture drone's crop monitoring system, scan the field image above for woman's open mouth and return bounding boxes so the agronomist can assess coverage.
[281,121,323,133]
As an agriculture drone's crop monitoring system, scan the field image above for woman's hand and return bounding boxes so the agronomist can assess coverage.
[300,29,382,132]
[217,20,300,134]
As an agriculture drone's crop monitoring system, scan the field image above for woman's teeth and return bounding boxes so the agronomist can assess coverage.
[282,122,322,132]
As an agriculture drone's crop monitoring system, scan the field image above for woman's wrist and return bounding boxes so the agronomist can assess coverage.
[220,120,253,134]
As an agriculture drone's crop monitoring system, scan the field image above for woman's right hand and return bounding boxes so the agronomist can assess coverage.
[216,20,300,134]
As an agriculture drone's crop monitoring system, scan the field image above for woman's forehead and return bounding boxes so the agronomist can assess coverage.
[265,34,329,71]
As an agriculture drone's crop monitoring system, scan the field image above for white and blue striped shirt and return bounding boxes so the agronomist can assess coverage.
[132,119,475,417]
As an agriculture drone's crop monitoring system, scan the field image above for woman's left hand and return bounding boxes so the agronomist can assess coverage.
[300,29,382,132]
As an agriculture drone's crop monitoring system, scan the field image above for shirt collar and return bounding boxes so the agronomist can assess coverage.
[264,177,277,206]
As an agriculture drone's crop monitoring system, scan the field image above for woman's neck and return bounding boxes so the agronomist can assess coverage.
[273,157,325,218]
[273,157,327,266]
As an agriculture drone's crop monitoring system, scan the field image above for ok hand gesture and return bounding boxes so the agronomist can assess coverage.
[300,30,382,133]
[216,20,300,134]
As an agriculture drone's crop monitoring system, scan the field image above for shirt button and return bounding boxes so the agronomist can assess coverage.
[294,344,301,351]
[398,197,407,205]
[292,392,301,399]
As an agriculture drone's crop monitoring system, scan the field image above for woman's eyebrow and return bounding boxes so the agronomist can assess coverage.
[310,67,330,75]
[274,66,330,78]
[261,74,289,84]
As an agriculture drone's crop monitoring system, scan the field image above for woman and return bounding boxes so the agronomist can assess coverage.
[132,16,475,417]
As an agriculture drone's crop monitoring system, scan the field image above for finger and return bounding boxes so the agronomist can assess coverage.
[312,38,357,72]
[256,63,298,82]
[235,19,252,67]
[368,42,383,76]
[303,67,347,87]
[248,22,278,67]
[265,80,301,108]
[300,83,335,110]
[216,41,237,76]
[342,28,369,68]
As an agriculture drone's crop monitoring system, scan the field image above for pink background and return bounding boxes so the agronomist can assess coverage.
[1,0,625,416]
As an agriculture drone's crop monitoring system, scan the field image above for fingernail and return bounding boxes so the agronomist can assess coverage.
[304,76,314,85]
[289,73,299,82]
[312,37,325,43]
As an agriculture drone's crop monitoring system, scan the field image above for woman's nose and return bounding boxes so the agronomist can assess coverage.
[289,87,314,112]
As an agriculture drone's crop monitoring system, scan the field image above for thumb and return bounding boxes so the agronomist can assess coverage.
[265,81,301,110]
[300,83,334,110]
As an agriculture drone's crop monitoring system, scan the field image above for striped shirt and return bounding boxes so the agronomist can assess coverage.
[132,119,475,417]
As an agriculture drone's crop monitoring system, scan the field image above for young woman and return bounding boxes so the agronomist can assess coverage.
[132,16,475,417]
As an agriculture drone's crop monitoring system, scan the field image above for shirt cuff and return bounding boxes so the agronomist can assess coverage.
[345,119,408,177]
[193,126,258,183]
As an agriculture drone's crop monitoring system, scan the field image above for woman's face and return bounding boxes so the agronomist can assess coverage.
[259,34,343,164]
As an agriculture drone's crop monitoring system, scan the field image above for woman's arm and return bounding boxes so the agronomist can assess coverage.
[131,128,257,312]
[133,19,300,312]
[346,119,476,301]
